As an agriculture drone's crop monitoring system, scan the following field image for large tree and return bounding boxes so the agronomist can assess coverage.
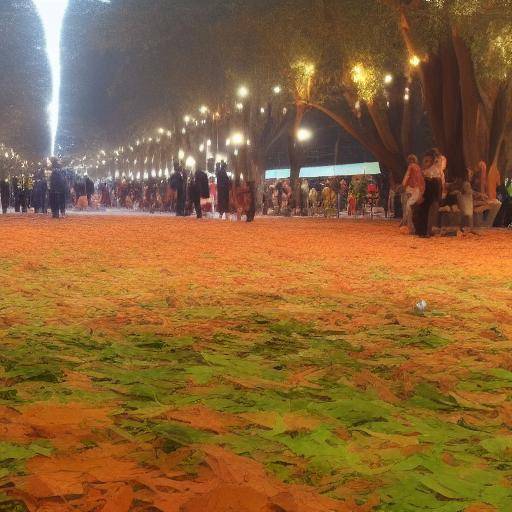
[221,0,512,183]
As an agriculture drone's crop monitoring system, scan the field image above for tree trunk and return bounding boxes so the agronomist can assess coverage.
[287,103,306,212]
[488,81,512,167]
[452,30,483,172]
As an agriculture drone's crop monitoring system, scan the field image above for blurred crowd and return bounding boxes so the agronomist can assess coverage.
[1,154,510,231]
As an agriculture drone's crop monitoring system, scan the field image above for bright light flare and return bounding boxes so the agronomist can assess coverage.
[237,85,249,98]
[296,127,313,142]
[185,156,196,169]
[33,0,70,155]
[231,132,244,146]
[409,55,421,67]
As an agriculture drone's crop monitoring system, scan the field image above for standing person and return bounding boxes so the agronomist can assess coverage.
[49,159,66,219]
[275,180,284,214]
[85,174,95,207]
[414,150,444,237]
[401,155,425,234]
[216,161,230,219]
[188,171,202,219]
[191,166,209,219]
[170,161,185,216]
[0,178,9,214]
[32,172,48,214]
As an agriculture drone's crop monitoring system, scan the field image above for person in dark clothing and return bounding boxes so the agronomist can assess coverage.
[32,174,48,213]
[0,179,10,214]
[188,171,203,219]
[196,167,210,201]
[49,161,67,218]
[413,151,443,237]
[216,161,231,219]
[170,161,185,216]
[85,175,94,206]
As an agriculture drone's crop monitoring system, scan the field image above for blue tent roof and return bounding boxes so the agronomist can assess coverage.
[265,162,380,180]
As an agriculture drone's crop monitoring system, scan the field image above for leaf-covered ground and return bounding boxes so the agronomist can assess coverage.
[0,215,511,512]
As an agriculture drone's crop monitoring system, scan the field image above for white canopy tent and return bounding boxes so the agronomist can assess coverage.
[265,162,380,180]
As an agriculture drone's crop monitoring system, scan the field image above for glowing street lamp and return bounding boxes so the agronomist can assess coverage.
[409,55,421,67]
[273,85,282,95]
[296,127,313,142]
[384,74,393,85]
[237,85,249,98]
[178,149,185,160]
[184,115,191,124]
[199,105,209,115]
[157,127,165,134]
[185,156,196,169]
[231,132,245,146]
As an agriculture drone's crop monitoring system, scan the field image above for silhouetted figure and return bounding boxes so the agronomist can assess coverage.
[216,162,230,219]
[32,173,48,214]
[49,160,67,218]
[0,179,10,214]
[170,161,185,216]
[85,175,94,206]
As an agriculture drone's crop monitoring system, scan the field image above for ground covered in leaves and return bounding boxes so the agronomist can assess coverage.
[0,215,511,512]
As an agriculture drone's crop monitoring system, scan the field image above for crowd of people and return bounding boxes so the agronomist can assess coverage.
[0,159,256,222]
[1,154,511,231]
[400,148,512,237]
[262,176,381,217]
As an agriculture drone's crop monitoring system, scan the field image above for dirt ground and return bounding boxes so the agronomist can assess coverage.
[0,215,511,512]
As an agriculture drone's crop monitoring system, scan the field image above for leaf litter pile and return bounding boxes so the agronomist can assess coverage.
[0,215,511,512]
